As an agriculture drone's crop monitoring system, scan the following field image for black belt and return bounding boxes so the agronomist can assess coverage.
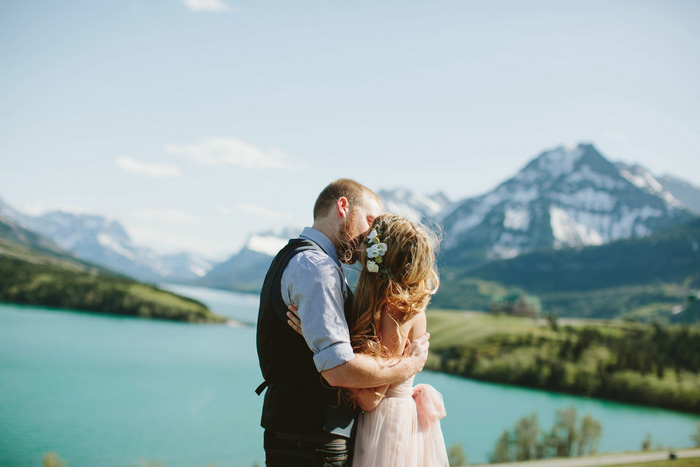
[268,430,349,445]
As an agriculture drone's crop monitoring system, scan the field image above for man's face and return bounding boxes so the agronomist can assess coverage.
[337,194,383,264]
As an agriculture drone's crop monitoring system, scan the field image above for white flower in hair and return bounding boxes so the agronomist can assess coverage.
[366,229,378,243]
[367,244,380,258]
[375,243,387,255]
[366,260,379,273]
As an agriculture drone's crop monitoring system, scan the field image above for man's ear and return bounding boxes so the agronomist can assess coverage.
[336,197,350,219]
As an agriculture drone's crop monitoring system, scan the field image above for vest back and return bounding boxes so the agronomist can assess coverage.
[256,238,357,437]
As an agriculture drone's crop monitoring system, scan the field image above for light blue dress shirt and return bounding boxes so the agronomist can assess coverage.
[280,227,355,372]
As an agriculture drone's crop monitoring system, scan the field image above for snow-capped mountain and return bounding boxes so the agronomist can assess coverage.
[657,174,700,215]
[378,189,452,225]
[199,230,296,293]
[159,252,215,282]
[0,197,24,221]
[441,143,694,266]
[2,205,212,282]
[615,162,684,208]
[0,210,70,259]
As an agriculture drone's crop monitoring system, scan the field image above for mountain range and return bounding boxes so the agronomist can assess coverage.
[0,201,213,283]
[197,230,295,293]
[432,216,700,322]
[440,144,693,266]
[2,142,699,320]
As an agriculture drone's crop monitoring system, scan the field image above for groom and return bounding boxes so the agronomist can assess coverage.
[256,179,430,466]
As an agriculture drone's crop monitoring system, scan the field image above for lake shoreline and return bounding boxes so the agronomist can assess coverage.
[4,292,695,416]
[2,288,699,466]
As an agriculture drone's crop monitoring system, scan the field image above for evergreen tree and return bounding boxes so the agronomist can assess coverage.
[514,414,540,461]
[692,422,700,447]
[578,414,602,455]
[492,430,511,463]
[448,444,468,466]
[553,406,578,456]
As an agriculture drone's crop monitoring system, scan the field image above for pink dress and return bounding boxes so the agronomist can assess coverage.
[352,376,449,466]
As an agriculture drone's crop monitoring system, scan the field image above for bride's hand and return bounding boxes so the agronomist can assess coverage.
[286,304,303,336]
[409,332,430,373]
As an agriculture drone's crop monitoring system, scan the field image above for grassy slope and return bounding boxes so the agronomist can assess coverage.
[0,238,225,323]
[426,309,700,413]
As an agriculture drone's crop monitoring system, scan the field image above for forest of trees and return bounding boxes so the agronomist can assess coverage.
[0,256,225,323]
[490,407,602,463]
[430,315,700,413]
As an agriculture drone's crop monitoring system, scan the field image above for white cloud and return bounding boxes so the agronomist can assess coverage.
[165,137,295,169]
[130,208,201,226]
[116,157,182,178]
[183,0,234,13]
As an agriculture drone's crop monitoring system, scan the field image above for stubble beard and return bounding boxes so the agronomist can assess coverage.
[337,210,363,265]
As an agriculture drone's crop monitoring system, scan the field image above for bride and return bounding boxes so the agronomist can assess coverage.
[290,214,449,466]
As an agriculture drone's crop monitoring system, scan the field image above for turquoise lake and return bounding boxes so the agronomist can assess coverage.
[1,284,698,466]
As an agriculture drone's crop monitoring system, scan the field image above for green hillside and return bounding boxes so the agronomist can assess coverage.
[426,309,700,413]
[0,214,75,259]
[0,226,225,323]
[434,218,700,321]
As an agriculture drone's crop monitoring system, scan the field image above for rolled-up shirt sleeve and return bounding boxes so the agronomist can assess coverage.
[281,250,355,372]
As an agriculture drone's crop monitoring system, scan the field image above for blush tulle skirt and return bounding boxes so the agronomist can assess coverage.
[352,381,449,467]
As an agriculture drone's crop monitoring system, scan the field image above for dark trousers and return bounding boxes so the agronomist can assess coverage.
[264,430,353,467]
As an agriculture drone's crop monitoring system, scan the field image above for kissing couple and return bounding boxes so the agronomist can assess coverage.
[256,179,449,466]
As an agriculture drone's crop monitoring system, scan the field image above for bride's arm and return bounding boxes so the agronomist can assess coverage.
[349,308,428,411]
[349,385,390,411]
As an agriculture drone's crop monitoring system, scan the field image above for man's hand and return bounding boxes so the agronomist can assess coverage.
[286,304,303,336]
[321,332,431,388]
[408,332,430,375]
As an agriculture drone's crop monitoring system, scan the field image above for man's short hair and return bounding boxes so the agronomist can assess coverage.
[313,179,380,220]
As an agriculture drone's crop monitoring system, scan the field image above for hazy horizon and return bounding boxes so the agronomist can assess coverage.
[2,1,699,257]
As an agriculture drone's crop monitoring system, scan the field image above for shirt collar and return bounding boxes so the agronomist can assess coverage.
[299,227,340,266]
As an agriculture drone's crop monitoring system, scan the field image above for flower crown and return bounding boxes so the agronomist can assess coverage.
[364,223,394,281]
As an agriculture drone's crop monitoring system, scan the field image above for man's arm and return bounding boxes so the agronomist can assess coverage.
[321,332,429,388]
[285,299,431,389]
[282,251,430,389]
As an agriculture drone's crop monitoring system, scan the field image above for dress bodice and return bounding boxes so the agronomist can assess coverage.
[384,375,415,398]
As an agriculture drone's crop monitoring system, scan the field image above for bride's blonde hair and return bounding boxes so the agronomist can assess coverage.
[350,214,440,360]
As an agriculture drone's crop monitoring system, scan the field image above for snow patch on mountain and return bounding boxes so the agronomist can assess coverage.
[510,186,540,204]
[379,189,451,224]
[504,207,530,231]
[440,143,693,264]
[541,146,583,175]
[565,166,626,191]
[658,174,700,215]
[0,203,213,282]
[617,164,684,208]
[247,234,288,256]
[96,232,138,261]
[489,232,528,259]
[554,188,617,211]
[448,192,501,242]
[550,207,604,248]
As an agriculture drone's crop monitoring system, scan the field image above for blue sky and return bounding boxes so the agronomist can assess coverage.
[1,0,699,258]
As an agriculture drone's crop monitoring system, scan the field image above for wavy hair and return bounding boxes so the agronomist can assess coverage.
[349,214,440,361]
